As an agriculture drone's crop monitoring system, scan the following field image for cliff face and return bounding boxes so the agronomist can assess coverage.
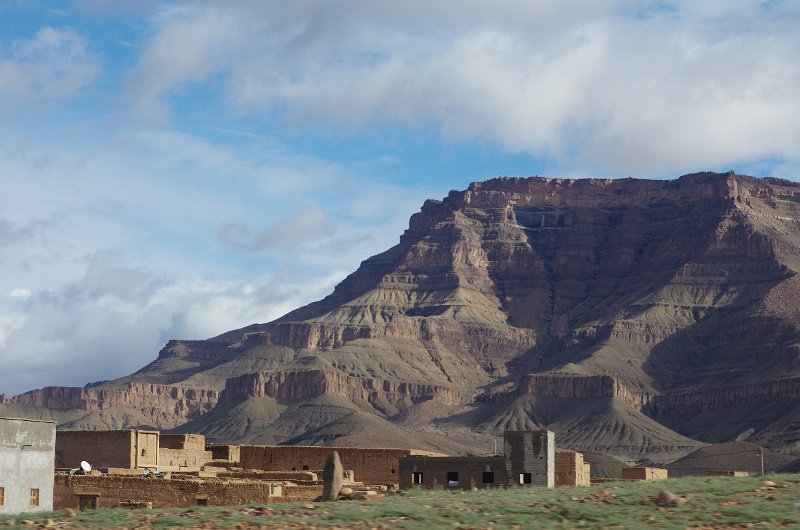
[5,171,800,457]
[221,370,464,406]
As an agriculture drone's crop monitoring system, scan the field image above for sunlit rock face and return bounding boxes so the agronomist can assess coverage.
[6,172,800,458]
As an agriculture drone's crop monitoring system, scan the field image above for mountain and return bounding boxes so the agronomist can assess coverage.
[4,171,800,459]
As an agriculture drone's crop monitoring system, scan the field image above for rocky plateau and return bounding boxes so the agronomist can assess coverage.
[3,171,800,460]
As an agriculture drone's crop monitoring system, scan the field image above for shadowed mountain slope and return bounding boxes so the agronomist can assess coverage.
[4,172,800,459]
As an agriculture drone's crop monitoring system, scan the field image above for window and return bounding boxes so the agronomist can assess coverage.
[302,465,309,471]
[30,488,40,507]
[196,498,208,506]
[482,472,495,484]
[411,472,423,484]
[78,495,97,511]
[447,471,459,487]
[519,473,532,485]
[0,486,4,506]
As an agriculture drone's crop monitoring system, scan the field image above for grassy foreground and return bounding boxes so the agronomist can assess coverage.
[2,474,799,529]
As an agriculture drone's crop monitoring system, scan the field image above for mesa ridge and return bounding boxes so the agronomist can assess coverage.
[3,171,800,459]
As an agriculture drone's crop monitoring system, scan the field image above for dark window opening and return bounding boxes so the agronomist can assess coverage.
[78,495,97,511]
[447,471,460,487]
[0,486,4,506]
[196,498,208,506]
[482,471,494,484]
[302,465,309,471]
[30,488,40,507]
[519,473,532,484]
[391,468,396,474]
[411,471,423,484]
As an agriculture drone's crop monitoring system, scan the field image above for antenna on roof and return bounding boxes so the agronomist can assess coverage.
[80,461,91,473]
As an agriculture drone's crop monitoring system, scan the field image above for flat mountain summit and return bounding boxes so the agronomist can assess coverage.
[4,171,800,459]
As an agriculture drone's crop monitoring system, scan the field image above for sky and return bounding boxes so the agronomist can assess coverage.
[2,0,800,396]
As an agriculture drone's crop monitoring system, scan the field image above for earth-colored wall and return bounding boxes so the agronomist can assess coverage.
[555,451,591,486]
[0,417,56,515]
[54,474,285,509]
[56,430,159,470]
[158,434,212,472]
[240,445,415,485]
[621,467,668,481]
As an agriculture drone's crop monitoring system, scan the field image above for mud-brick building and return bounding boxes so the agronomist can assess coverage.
[240,445,442,485]
[55,429,159,470]
[555,450,591,487]
[0,417,56,515]
[399,430,556,490]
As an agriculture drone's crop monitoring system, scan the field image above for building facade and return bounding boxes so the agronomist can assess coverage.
[399,430,556,490]
[0,417,56,515]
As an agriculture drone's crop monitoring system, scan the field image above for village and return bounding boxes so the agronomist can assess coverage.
[1,416,773,516]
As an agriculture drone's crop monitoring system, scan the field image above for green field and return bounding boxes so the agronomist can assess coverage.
[2,474,799,529]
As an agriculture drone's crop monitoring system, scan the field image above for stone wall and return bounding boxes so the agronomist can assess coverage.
[0,417,56,515]
[55,430,159,470]
[555,451,590,487]
[54,474,285,510]
[240,445,422,485]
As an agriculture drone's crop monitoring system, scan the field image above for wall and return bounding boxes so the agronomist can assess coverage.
[555,451,590,487]
[0,417,56,515]
[158,434,212,472]
[240,445,419,485]
[56,430,159,470]
[207,444,240,463]
[54,474,284,509]
[621,467,668,481]
[504,431,555,487]
[399,456,506,490]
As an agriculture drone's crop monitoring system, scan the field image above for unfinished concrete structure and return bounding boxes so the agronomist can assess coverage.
[399,430,556,490]
[240,445,440,485]
[56,429,159,470]
[0,417,56,515]
[504,430,555,487]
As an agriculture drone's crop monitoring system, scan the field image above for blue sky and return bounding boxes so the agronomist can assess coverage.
[2,0,800,396]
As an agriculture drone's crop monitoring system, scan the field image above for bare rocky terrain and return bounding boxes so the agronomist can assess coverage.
[3,171,800,460]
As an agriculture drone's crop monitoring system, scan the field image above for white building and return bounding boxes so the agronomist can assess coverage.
[0,417,56,515]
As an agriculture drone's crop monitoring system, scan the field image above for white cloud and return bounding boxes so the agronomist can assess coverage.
[0,249,346,396]
[123,1,800,175]
[0,122,434,396]
[0,27,100,103]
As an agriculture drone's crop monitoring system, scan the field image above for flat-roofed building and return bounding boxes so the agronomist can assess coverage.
[56,429,159,470]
